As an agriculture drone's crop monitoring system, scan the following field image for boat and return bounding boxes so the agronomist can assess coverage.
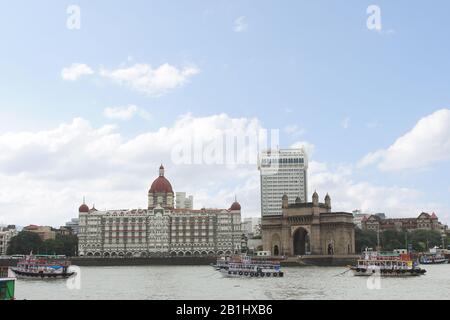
[419,253,449,265]
[351,251,426,277]
[0,266,15,300]
[10,254,76,279]
[216,254,284,278]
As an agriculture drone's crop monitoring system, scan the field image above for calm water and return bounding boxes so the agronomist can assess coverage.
[14,265,450,300]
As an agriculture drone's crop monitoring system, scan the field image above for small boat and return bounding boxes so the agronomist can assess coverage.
[419,253,449,265]
[351,251,426,277]
[0,267,15,300]
[11,254,76,279]
[216,254,284,278]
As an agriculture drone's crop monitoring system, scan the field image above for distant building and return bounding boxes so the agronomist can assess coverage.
[362,212,447,233]
[23,225,56,241]
[56,226,73,236]
[65,218,80,235]
[262,192,355,256]
[352,210,371,229]
[258,148,308,216]
[242,217,261,238]
[0,226,18,255]
[78,165,242,257]
[176,192,194,210]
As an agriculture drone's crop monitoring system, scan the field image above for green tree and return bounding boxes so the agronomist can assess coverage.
[410,230,442,252]
[7,231,43,255]
[355,228,378,253]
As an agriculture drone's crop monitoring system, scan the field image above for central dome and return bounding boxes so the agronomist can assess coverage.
[149,176,173,193]
[149,165,174,193]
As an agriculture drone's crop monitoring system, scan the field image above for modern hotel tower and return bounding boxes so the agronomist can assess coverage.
[258,148,308,216]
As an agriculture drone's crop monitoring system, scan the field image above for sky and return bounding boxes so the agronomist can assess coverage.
[0,0,450,227]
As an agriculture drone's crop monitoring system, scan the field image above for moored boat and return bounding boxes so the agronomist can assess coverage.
[216,254,284,278]
[351,251,426,277]
[419,253,449,265]
[0,267,15,300]
[11,254,76,279]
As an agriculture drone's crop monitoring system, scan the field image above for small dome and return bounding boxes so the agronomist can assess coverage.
[79,203,89,213]
[230,201,241,211]
[295,197,302,204]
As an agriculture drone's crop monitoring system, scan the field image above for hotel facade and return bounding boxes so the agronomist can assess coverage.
[77,165,242,257]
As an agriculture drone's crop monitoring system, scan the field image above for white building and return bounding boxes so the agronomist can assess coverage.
[78,165,242,257]
[258,148,308,216]
[176,192,194,210]
[0,226,18,255]
[242,217,261,238]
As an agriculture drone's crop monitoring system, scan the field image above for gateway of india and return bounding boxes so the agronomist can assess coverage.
[262,192,356,256]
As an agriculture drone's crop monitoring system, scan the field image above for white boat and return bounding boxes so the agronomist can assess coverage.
[351,251,426,277]
[216,255,284,278]
[419,253,449,265]
[10,254,76,279]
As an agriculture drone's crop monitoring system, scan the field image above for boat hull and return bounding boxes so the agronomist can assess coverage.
[11,269,76,279]
[220,269,284,278]
[420,259,448,265]
[351,268,425,277]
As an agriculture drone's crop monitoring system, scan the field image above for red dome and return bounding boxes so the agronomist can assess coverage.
[230,201,241,211]
[149,176,174,193]
[149,164,174,193]
[79,203,89,213]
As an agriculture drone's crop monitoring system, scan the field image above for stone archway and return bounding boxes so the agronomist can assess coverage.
[293,227,310,255]
[271,234,281,256]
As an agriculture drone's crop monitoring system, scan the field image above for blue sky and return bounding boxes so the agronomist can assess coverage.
[0,0,449,226]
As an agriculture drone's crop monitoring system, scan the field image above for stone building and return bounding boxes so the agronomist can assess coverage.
[362,212,447,233]
[78,165,242,257]
[23,225,56,241]
[262,192,355,256]
[0,226,18,255]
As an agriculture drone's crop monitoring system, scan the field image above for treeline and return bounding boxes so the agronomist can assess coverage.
[7,231,78,257]
[355,228,445,253]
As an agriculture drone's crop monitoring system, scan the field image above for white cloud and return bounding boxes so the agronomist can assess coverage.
[290,141,315,158]
[100,63,200,96]
[103,105,150,121]
[284,125,305,138]
[0,114,263,226]
[61,63,94,81]
[1,113,448,227]
[366,121,382,129]
[359,109,450,171]
[234,16,248,33]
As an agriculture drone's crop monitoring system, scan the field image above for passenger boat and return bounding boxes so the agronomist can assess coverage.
[351,251,426,277]
[217,255,284,278]
[10,254,76,279]
[419,253,449,265]
[0,267,15,300]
